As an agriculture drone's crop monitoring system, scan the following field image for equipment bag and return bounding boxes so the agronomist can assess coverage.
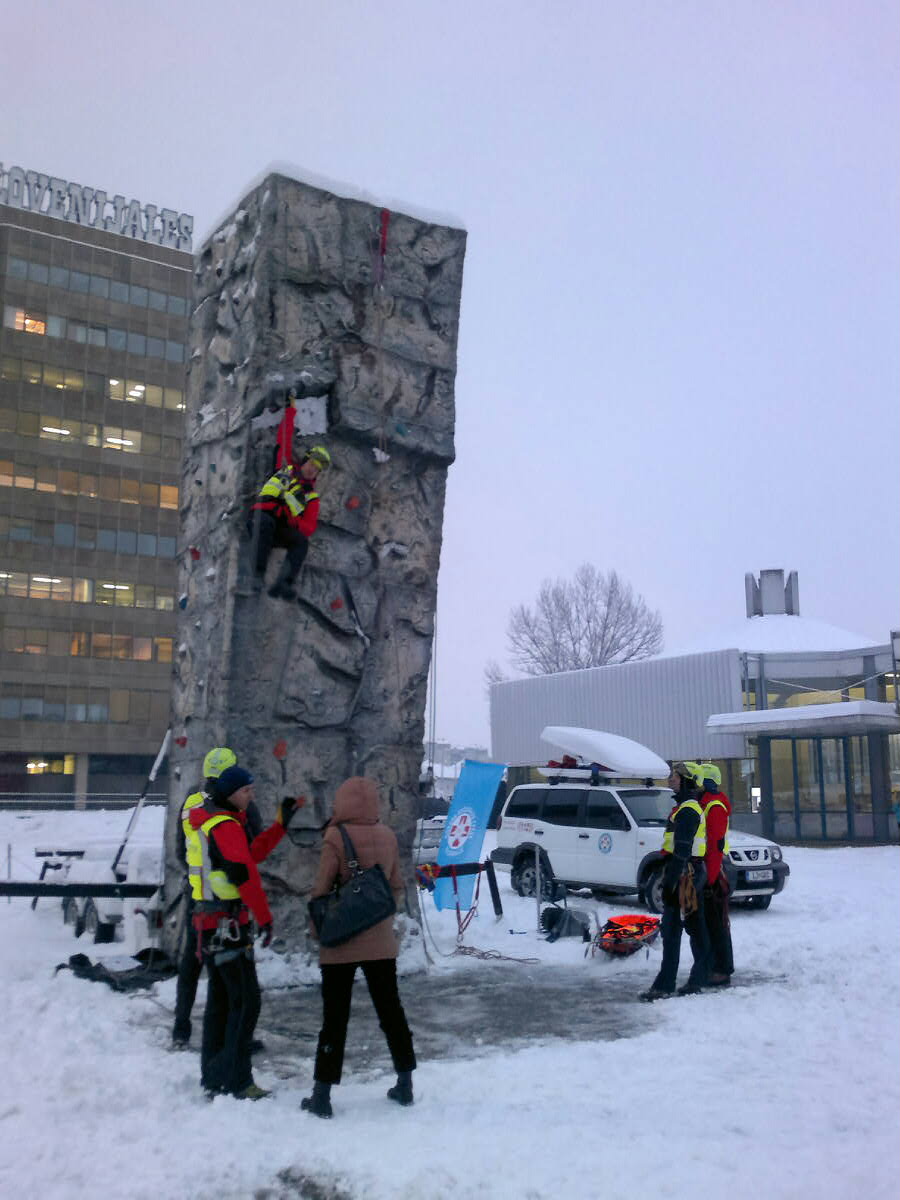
[592,914,661,957]
[308,824,396,948]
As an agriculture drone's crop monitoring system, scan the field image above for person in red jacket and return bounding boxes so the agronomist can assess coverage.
[249,394,331,601]
[698,764,734,987]
[189,765,297,1098]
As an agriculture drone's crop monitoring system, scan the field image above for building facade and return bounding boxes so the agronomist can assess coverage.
[491,571,899,843]
[0,169,193,801]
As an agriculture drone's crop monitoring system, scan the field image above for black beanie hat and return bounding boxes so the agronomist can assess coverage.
[216,765,253,801]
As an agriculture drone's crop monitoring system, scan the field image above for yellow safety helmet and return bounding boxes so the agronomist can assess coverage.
[305,445,331,470]
[699,762,722,789]
[203,746,237,779]
[673,760,704,788]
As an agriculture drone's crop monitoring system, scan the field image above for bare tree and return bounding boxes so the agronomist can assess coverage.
[506,565,663,675]
[483,658,509,699]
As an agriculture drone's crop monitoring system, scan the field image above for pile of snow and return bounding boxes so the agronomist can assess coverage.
[665,612,883,657]
[0,811,897,1199]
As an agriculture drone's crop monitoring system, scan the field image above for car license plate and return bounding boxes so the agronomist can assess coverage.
[746,869,773,882]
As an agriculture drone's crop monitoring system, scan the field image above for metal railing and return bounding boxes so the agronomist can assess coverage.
[0,793,168,811]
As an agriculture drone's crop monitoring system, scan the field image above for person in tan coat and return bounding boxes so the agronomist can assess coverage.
[302,776,416,1119]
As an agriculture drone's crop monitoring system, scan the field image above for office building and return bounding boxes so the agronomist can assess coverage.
[0,163,193,800]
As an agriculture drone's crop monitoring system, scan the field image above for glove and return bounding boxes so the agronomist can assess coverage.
[278,795,305,829]
[257,922,273,948]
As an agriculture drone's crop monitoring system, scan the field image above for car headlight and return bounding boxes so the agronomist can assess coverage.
[770,846,782,862]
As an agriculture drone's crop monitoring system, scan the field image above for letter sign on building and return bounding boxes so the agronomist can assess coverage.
[0,162,193,252]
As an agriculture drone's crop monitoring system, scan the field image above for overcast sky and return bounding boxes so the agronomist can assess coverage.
[2,0,897,748]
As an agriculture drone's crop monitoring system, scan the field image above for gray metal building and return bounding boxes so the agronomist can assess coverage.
[490,570,899,843]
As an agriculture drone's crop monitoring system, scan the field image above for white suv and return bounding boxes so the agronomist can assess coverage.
[491,780,790,912]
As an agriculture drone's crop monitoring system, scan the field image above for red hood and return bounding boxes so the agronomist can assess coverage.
[702,790,732,815]
[188,803,245,831]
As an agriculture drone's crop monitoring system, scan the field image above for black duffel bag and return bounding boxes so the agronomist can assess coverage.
[308,824,396,948]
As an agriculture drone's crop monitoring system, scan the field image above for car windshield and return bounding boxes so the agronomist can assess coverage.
[619,788,673,826]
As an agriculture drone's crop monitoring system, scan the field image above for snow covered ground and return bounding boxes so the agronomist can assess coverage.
[1,808,898,1200]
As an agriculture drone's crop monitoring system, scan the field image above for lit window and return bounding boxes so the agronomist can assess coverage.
[3,306,46,335]
[154,638,174,664]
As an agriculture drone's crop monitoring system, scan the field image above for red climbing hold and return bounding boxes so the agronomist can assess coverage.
[273,739,288,761]
[345,496,361,510]
[174,735,188,748]
[189,547,201,561]
[330,597,344,611]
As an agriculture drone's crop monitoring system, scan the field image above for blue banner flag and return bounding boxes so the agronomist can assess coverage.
[433,759,506,912]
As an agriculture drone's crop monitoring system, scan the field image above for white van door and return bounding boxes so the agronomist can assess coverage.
[577,790,637,887]
[537,787,585,882]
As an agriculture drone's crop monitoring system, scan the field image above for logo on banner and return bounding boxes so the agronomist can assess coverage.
[598,833,613,854]
[445,807,476,857]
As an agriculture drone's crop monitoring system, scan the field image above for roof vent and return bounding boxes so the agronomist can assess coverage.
[745,569,800,617]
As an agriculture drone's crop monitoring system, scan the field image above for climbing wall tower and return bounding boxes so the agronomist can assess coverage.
[164,173,466,945]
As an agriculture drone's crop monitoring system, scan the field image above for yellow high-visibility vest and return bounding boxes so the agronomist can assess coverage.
[704,796,731,854]
[662,798,706,857]
[182,792,242,902]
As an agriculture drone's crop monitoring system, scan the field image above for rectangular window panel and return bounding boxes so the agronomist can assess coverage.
[69,323,87,344]
[114,583,134,607]
[13,464,35,488]
[165,341,184,364]
[155,593,174,612]
[148,289,167,312]
[43,365,65,390]
[167,294,187,317]
[146,336,164,359]
[46,315,66,338]
[110,280,129,303]
[0,409,15,433]
[23,360,42,384]
[64,369,84,391]
[59,470,80,494]
[96,582,117,605]
[47,631,70,656]
[0,695,21,719]
[49,265,70,289]
[97,529,116,552]
[66,690,87,722]
[107,377,125,401]
[24,629,48,653]
[44,688,66,721]
[163,387,184,411]
[36,467,56,494]
[51,576,73,602]
[89,275,110,299]
[69,632,89,656]
[143,385,163,408]
[88,693,109,723]
[21,694,44,720]
[140,482,159,506]
[28,262,49,284]
[127,332,146,356]
[108,328,127,351]
[130,285,148,307]
[72,579,93,603]
[3,629,25,652]
[70,271,90,294]
[17,411,39,435]
[137,533,156,556]
[0,357,21,381]
[8,257,28,279]
[3,305,18,330]
[99,476,120,501]
[79,474,98,498]
[124,379,144,403]
[92,635,112,659]
[88,326,106,348]
[120,478,140,504]
[110,690,130,722]
[0,460,13,486]
[135,585,155,609]
[54,523,75,547]
[133,637,152,661]
[123,429,141,454]
[29,576,54,600]
[33,519,53,543]
[154,638,174,664]
[157,536,176,558]
[141,433,160,455]
[130,691,151,722]
[116,530,137,555]
[111,636,132,661]
[150,692,170,724]
[10,522,32,542]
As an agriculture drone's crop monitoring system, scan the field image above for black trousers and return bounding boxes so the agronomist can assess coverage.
[252,511,308,580]
[651,864,711,993]
[200,940,261,1095]
[704,878,734,976]
[172,905,202,1041]
[314,959,416,1086]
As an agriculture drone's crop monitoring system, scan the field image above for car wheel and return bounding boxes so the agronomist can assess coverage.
[743,894,772,910]
[82,900,117,944]
[512,857,557,901]
[642,866,665,915]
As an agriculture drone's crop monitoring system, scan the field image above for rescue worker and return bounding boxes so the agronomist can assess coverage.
[639,761,711,1001]
[188,764,299,1098]
[698,762,734,987]
[172,746,263,1049]
[250,444,331,600]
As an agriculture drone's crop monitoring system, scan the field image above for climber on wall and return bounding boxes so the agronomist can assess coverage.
[249,392,331,600]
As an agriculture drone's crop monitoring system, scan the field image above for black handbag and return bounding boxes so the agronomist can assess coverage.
[307,824,397,948]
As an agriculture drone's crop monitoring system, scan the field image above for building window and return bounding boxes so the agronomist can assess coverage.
[70,271,90,294]
[4,305,46,335]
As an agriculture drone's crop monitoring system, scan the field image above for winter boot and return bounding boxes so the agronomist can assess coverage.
[235,1082,271,1100]
[267,561,297,601]
[301,1081,333,1119]
[638,986,675,1003]
[387,1071,414,1107]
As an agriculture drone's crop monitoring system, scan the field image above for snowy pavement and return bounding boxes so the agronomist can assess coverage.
[0,809,898,1199]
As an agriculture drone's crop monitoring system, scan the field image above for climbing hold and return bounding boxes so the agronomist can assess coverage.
[273,739,288,761]
[189,547,201,561]
[395,422,408,436]
[345,496,361,511]
[178,594,188,609]
[194,478,203,487]
[174,736,188,748]
[209,463,217,473]
[330,597,344,611]
[205,567,216,580]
